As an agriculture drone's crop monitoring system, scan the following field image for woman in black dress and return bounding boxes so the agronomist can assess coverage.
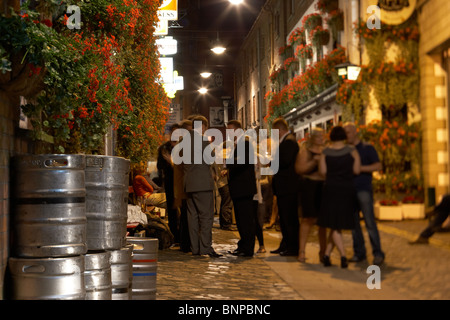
[318,126,361,268]
[295,127,327,263]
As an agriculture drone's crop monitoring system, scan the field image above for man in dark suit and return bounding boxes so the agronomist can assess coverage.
[157,123,181,245]
[226,120,258,257]
[271,117,300,256]
[183,115,222,257]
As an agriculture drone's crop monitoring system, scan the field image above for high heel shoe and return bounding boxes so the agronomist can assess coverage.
[297,251,306,263]
[323,255,331,267]
[341,257,348,268]
[319,251,325,264]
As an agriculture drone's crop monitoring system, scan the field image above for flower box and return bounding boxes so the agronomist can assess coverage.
[375,202,403,221]
[402,203,425,219]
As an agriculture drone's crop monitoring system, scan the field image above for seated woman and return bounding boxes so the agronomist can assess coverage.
[133,173,167,209]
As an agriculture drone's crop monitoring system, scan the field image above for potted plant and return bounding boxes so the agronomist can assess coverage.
[311,26,330,47]
[288,27,306,46]
[302,13,323,32]
[296,44,313,71]
[401,195,425,219]
[296,44,313,60]
[326,9,344,41]
[1,0,170,161]
[316,0,339,14]
[375,198,403,221]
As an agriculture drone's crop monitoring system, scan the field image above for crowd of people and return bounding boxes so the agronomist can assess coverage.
[130,115,391,267]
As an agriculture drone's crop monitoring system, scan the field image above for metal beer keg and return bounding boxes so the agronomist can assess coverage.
[85,155,130,251]
[12,154,87,258]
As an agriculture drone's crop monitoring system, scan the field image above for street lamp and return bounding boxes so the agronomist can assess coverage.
[211,32,226,55]
[200,71,212,78]
[335,62,361,81]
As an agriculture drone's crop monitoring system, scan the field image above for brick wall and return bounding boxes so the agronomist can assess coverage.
[0,90,36,299]
[0,92,17,299]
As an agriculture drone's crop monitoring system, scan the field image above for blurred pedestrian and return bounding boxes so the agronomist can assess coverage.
[270,117,300,256]
[318,126,361,268]
[157,123,181,245]
[173,119,192,252]
[254,144,267,253]
[295,127,327,263]
[183,116,221,257]
[132,169,167,209]
[264,195,279,230]
[212,143,233,230]
[344,122,385,266]
[226,120,258,257]
[409,194,450,244]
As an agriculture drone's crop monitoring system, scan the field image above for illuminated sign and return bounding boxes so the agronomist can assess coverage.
[156,36,178,55]
[158,0,178,20]
[155,19,169,36]
[159,57,174,85]
[163,71,184,98]
[367,0,417,25]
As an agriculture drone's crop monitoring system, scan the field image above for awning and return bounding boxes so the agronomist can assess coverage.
[283,83,339,123]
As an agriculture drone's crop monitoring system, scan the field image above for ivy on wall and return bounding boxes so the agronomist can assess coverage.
[336,14,423,202]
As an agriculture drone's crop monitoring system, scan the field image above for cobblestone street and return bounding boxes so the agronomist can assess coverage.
[156,217,450,300]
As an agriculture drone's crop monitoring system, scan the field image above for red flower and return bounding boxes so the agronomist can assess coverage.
[42,19,53,27]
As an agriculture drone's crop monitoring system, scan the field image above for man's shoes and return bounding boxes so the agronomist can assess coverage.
[208,251,223,258]
[270,248,282,254]
[228,249,252,257]
[279,250,298,256]
[232,251,253,257]
[373,256,384,266]
[409,236,429,245]
[349,255,366,263]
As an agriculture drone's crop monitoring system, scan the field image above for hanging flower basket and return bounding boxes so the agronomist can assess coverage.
[288,27,306,46]
[278,45,294,61]
[295,44,313,60]
[269,67,287,85]
[326,9,344,41]
[302,13,323,32]
[311,27,330,47]
[0,50,45,97]
[317,0,339,14]
[328,10,344,31]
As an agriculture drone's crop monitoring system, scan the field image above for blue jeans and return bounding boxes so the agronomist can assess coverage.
[352,190,385,259]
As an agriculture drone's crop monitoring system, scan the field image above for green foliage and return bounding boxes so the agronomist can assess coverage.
[0,0,169,162]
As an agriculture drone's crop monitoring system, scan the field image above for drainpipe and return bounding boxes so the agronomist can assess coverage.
[257,27,263,128]
[351,0,362,65]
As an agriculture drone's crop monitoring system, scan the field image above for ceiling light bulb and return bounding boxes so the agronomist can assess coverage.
[229,0,244,4]
[198,88,208,94]
[211,46,226,54]
[200,72,212,78]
